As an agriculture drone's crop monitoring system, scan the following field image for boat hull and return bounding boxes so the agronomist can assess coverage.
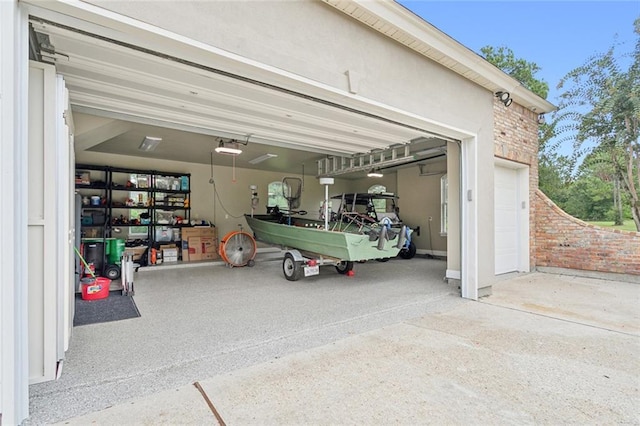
[245,214,401,261]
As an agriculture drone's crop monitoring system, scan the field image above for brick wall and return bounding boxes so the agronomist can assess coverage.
[535,190,640,275]
[493,99,540,269]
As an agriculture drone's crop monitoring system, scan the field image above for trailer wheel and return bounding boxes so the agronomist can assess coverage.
[283,253,304,281]
[398,241,417,259]
[335,261,354,274]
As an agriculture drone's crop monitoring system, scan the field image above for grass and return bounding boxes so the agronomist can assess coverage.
[586,220,637,232]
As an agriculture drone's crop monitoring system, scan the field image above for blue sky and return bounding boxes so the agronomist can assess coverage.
[398,1,639,105]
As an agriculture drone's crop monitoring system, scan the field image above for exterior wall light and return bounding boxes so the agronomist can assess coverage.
[495,91,513,107]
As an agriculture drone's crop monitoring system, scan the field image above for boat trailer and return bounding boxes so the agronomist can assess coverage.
[282,249,354,281]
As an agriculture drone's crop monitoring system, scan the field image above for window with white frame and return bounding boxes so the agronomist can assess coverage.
[440,174,448,235]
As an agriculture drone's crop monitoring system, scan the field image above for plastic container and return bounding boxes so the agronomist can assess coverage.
[80,277,111,300]
[106,238,126,265]
[83,240,104,273]
[92,211,106,225]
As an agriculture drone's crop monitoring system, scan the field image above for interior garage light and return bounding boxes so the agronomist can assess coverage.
[138,136,162,151]
[415,146,447,157]
[249,153,278,164]
[367,168,383,178]
[215,140,242,155]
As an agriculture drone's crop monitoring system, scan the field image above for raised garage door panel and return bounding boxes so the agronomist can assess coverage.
[494,166,519,274]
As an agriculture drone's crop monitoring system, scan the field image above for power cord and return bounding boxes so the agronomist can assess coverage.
[209,178,246,219]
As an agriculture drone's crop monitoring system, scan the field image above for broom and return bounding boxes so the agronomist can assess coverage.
[74,246,96,278]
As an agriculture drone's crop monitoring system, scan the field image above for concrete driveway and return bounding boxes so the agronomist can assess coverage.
[54,271,639,425]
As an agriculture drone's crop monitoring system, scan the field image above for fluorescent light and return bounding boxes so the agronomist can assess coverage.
[215,140,242,155]
[138,136,162,151]
[249,153,278,164]
[215,146,243,155]
[415,146,446,157]
[367,169,383,178]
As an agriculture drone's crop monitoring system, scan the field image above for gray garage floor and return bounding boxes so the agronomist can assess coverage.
[51,270,640,425]
[27,254,455,424]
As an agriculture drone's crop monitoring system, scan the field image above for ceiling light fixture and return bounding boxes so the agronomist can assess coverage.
[367,168,384,178]
[249,153,278,164]
[215,140,242,155]
[138,136,162,151]
[415,146,447,157]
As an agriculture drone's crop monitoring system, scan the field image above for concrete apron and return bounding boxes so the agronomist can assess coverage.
[57,272,640,425]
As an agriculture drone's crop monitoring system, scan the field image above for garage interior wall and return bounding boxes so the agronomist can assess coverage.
[397,160,448,257]
[77,149,354,239]
[76,148,427,242]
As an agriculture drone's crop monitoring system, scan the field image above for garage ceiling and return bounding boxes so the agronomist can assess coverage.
[29,16,450,177]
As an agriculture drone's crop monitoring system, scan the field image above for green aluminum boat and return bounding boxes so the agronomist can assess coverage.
[244,179,412,280]
[244,212,406,262]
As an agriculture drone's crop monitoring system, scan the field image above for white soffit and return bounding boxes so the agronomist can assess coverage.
[323,0,556,114]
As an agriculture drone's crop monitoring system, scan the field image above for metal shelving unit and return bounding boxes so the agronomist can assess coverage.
[75,164,191,266]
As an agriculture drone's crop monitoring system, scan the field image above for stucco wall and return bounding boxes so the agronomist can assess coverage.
[86,0,488,130]
[493,99,540,270]
[535,190,640,275]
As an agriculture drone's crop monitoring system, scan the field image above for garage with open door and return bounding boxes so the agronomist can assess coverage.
[1,0,554,423]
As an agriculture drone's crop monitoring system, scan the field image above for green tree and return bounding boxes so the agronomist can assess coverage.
[481,46,549,98]
[556,18,640,230]
[563,150,630,222]
[538,150,573,207]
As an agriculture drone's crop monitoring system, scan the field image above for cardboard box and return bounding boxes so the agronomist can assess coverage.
[162,247,178,257]
[162,247,178,262]
[187,237,203,261]
[181,227,217,261]
[181,227,217,240]
[201,236,218,260]
[124,246,147,261]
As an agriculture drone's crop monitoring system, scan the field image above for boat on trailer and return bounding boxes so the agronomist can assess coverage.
[245,212,409,281]
[244,178,412,281]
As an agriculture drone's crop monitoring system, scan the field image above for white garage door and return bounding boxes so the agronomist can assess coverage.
[494,166,520,274]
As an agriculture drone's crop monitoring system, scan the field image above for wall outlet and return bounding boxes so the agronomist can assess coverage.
[225,214,229,219]
[429,216,433,222]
